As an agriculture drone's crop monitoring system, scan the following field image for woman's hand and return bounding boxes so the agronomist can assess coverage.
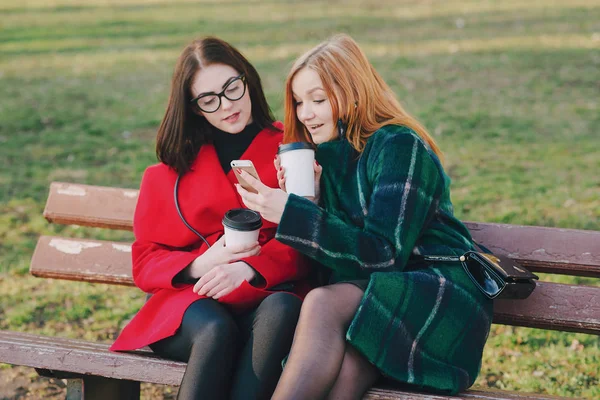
[193,261,256,299]
[235,170,289,224]
[273,156,287,191]
[274,156,322,204]
[188,235,261,279]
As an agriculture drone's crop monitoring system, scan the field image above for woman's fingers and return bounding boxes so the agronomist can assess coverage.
[214,235,226,247]
[226,244,261,261]
[235,184,261,209]
[314,160,322,176]
[212,286,234,299]
[238,170,268,193]
[228,241,259,254]
[205,280,228,298]
[274,156,281,170]
[242,246,261,258]
[195,269,219,295]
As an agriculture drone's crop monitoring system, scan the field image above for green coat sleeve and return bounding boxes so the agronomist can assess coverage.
[276,130,444,275]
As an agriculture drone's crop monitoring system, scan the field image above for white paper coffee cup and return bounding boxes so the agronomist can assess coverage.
[278,142,315,198]
[222,209,262,248]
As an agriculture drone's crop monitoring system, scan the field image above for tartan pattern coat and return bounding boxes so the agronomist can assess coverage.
[275,124,493,394]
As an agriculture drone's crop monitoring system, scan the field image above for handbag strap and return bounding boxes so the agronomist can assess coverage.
[412,241,490,264]
[413,254,463,263]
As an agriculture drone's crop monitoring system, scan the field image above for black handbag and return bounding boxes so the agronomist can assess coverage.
[414,244,538,300]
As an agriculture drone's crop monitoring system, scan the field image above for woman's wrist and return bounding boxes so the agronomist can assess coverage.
[188,257,207,279]
[242,261,257,281]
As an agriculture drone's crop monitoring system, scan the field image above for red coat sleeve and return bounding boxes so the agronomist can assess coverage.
[131,240,201,293]
[241,228,311,289]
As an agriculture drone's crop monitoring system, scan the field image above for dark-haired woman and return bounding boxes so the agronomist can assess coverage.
[110,37,311,400]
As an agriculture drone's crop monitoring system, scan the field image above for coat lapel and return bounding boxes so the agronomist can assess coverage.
[178,127,280,241]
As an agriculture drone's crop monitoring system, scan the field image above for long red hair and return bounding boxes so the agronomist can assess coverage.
[283,34,442,159]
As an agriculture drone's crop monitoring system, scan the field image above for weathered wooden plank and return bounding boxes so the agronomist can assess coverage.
[43,182,137,231]
[29,237,600,335]
[0,331,184,386]
[0,332,565,399]
[364,386,565,399]
[465,221,600,277]
[42,183,600,277]
[493,281,600,335]
[30,236,133,286]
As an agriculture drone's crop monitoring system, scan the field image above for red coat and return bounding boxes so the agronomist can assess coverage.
[111,124,311,352]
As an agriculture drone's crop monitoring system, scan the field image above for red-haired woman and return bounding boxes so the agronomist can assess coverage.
[237,34,493,399]
[110,37,310,400]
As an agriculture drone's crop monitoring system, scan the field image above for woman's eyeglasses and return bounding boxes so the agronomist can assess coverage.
[190,74,247,113]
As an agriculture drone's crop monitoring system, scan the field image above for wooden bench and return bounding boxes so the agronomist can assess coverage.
[1,181,599,399]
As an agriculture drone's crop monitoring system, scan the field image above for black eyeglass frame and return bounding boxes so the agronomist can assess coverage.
[189,74,247,113]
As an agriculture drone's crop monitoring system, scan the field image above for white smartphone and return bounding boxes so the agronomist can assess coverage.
[231,160,261,193]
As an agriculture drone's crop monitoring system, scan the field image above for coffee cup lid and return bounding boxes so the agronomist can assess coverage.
[222,208,263,231]
[278,142,315,154]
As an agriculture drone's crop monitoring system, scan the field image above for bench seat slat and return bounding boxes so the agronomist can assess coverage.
[30,237,600,335]
[0,331,563,399]
[364,386,565,399]
[31,236,133,285]
[493,281,600,335]
[0,331,184,386]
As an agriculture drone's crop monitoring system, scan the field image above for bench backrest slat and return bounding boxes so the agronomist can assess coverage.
[467,221,600,277]
[42,183,600,277]
[44,182,137,231]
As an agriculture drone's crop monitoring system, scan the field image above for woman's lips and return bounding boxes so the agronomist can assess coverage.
[308,123,323,132]
[224,112,240,123]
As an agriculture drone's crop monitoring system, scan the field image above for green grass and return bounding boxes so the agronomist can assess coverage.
[1,0,599,398]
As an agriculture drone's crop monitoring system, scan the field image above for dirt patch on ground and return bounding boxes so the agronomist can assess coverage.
[0,365,65,399]
[0,364,177,399]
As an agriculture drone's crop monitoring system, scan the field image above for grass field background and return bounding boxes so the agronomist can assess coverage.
[1,0,599,398]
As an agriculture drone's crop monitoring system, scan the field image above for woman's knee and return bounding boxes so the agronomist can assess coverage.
[262,292,302,316]
[302,286,334,311]
[297,285,364,334]
[185,300,239,347]
[303,284,362,316]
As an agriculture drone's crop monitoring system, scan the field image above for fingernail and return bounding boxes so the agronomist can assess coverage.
[236,168,242,174]
[315,161,320,166]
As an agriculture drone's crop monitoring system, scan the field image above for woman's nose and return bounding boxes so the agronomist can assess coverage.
[299,104,313,121]
[221,96,234,111]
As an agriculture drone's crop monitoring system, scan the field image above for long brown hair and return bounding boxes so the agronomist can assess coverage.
[156,37,278,174]
[283,34,442,159]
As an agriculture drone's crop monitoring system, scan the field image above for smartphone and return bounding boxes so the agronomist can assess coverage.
[231,160,261,193]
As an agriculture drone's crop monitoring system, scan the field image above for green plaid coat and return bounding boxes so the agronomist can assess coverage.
[276,125,493,394]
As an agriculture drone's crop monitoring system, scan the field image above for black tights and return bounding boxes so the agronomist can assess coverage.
[150,292,302,400]
[272,284,380,400]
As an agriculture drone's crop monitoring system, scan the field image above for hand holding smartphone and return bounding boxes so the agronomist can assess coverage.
[231,160,261,194]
